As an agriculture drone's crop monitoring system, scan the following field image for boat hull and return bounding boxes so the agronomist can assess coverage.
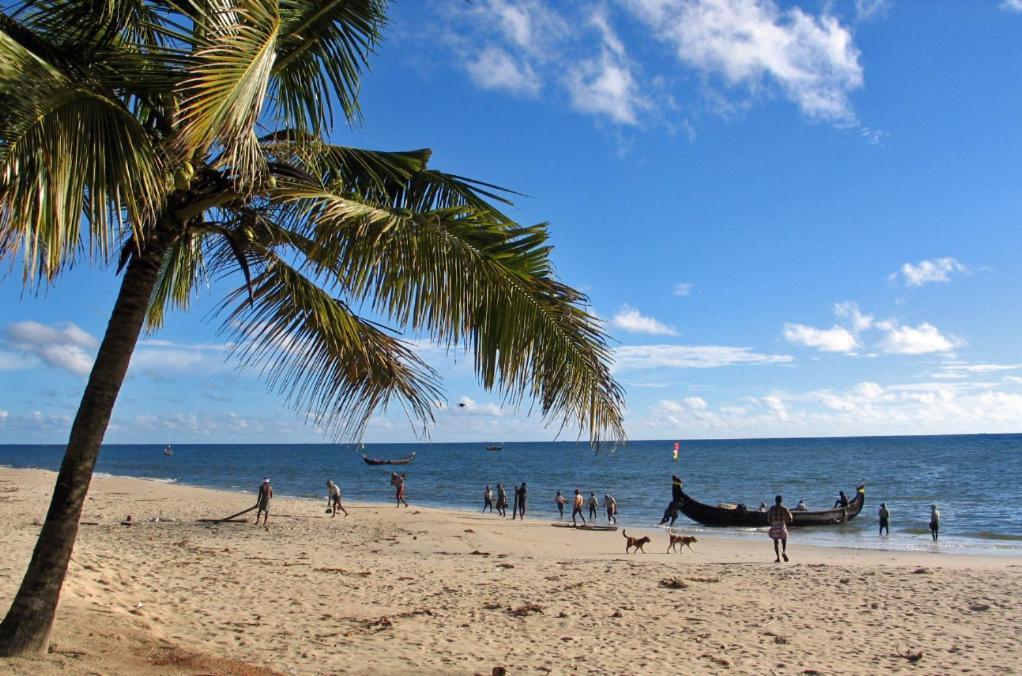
[362,452,415,466]
[677,484,865,527]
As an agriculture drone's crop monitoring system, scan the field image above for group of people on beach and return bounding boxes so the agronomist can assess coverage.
[482,483,528,518]
[553,489,618,526]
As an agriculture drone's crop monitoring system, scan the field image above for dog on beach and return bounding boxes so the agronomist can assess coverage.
[622,529,651,554]
[667,533,697,553]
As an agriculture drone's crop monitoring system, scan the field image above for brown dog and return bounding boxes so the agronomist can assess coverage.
[622,529,651,554]
[668,533,697,553]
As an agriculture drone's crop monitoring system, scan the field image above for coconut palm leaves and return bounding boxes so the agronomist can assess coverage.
[0,0,625,444]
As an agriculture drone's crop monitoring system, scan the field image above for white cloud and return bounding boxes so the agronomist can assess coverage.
[565,12,647,124]
[611,306,678,336]
[933,362,1022,380]
[466,46,541,95]
[3,321,98,376]
[875,321,963,355]
[683,396,708,410]
[783,322,858,353]
[672,282,694,296]
[1001,0,1022,12]
[854,0,889,21]
[625,0,864,124]
[614,344,792,370]
[833,301,873,332]
[894,257,969,287]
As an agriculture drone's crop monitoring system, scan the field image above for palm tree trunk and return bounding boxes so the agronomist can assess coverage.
[0,232,169,656]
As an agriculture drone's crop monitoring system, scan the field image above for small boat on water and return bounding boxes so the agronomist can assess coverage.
[677,483,865,527]
[163,445,174,457]
[362,451,415,466]
[486,443,503,451]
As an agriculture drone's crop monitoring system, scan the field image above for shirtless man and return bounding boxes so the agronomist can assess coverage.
[571,489,586,527]
[767,495,793,562]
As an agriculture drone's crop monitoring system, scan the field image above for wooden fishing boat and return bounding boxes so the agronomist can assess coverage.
[677,484,865,527]
[362,451,415,466]
[551,523,618,531]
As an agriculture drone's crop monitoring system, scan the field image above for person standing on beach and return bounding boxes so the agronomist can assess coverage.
[483,485,494,513]
[605,494,617,524]
[326,479,347,517]
[511,482,520,520]
[659,475,684,525]
[878,503,890,535]
[767,495,793,562]
[391,472,408,508]
[255,478,272,529]
[517,482,528,519]
[496,483,508,517]
[587,492,599,521]
[929,504,940,542]
[571,489,586,526]
[555,491,566,519]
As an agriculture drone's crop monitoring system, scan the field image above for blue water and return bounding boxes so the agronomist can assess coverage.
[2,434,1020,556]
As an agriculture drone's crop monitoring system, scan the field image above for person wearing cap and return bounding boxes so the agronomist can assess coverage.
[255,478,272,529]
[878,502,891,536]
[929,504,940,542]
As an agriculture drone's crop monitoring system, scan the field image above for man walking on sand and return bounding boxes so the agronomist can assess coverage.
[555,490,567,519]
[571,488,586,527]
[517,482,528,519]
[767,495,793,562]
[605,494,617,524]
[391,472,408,508]
[587,491,599,521]
[326,479,347,517]
[255,477,272,529]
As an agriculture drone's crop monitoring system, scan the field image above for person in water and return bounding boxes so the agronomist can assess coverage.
[794,499,808,512]
[255,477,272,529]
[658,475,684,525]
[587,492,599,521]
[495,483,508,517]
[878,502,890,535]
[555,490,566,519]
[605,494,618,524]
[767,495,793,563]
[929,504,940,542]
[483,485,494,513]
[571,489,586,526]
[326,479,347,517]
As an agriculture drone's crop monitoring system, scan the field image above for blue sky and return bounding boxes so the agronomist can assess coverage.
[3,0,1022,444]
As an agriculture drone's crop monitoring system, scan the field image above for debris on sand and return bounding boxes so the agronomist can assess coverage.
[660,577,688,590]
[508,602,543,617]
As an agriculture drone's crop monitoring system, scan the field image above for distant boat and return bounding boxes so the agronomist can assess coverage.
[362,451,415,466]
[677,484,865,527]
[163,445,174,457]
[486,443,503,451]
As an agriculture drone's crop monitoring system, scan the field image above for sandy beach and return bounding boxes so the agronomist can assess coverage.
[0,467,1019,675]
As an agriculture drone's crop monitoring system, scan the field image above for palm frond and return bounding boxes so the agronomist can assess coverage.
[214,250,442,438]
[271,0,386,132]
[177,0,280,186]
[0,26,165,281]
[268,183,625,445]
[143,229,208,329]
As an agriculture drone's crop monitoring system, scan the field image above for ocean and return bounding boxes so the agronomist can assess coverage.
[2,434,1020,556]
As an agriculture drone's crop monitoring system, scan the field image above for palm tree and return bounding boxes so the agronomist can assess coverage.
[0,0,625,656]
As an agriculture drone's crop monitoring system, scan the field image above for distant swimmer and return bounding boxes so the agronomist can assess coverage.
[605,494,618,524]
[255,478,272,529]
[878,502,890,536]
[929,504,940,542]
[571,489,586,527]
[326,479,347,517]
[767,495,793,563]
